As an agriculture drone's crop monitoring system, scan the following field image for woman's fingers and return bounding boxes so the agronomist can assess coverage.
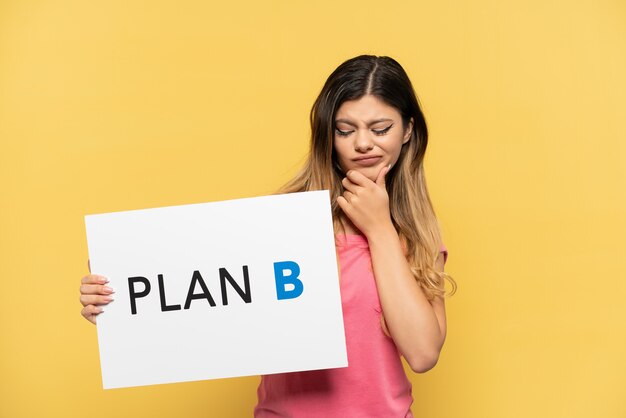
[345,169,371,186]
[79,293,114,307]
[79,281,114,306]
[337,196,350,216]
[81,274,109,285]
[343,190,355,203]
[81,304,103,325]
[341,176,359,194]
[80,272,110,325]
[342,169,379,194]
[79,283,114,295]
[79,274,113,307]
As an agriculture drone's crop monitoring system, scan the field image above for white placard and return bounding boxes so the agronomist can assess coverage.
[85,190,347,389]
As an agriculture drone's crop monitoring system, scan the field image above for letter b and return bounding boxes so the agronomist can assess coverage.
[274,261,303,300]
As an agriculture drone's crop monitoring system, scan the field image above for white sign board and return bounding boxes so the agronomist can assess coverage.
[85,191,347,389]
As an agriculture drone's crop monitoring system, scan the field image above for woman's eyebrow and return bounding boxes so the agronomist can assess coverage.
[334,118,393,127]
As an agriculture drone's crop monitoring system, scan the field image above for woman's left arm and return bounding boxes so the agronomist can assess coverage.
[337,168,447,373]
[367,226,447,373]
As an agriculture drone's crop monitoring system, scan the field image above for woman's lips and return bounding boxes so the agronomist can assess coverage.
[353,156,382,167]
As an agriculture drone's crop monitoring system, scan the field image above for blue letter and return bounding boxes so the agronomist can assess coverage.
[274,261,303,300]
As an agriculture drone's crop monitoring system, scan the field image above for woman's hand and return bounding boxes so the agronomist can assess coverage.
[337,165,393,237]
[79,260,114,324]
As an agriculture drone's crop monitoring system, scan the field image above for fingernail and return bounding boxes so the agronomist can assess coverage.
[103,286,114,293]
[97,307,104,313]
[103,296,114,302]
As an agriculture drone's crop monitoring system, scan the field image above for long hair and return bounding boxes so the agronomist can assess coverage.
[279,55,457,301]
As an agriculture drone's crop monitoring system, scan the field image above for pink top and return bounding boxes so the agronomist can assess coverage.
[254,234,448,417]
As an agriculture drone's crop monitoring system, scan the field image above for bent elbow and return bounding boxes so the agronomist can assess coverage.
[407,351,440,374]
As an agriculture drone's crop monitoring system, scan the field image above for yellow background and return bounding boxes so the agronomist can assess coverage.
[1,0,624,417]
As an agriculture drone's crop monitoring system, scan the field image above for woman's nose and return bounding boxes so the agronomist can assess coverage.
[354,130,374,152]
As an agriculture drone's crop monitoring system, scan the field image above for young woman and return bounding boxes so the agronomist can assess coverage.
[79,55,457,417]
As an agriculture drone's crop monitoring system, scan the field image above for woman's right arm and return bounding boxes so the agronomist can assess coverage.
[79,260,115,324]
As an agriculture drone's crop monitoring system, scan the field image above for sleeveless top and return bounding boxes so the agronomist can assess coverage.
[254,234,448,417]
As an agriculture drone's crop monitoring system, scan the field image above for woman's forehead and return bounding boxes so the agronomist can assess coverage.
[335,95,401,123]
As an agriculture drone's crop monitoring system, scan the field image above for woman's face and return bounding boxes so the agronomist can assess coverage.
[333,94,413,182]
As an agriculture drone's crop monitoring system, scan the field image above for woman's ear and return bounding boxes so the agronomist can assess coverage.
[403,117,414,144]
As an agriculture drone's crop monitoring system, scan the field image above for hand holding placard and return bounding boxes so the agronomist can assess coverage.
[84,191,347,389]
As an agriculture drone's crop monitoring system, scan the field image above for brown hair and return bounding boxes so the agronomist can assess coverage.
[279,55,456,300]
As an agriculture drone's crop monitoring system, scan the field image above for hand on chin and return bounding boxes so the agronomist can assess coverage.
[350,163,384,182]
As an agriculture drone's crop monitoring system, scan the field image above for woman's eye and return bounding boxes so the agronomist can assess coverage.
[335,129,352,137]
[373,125,393,135]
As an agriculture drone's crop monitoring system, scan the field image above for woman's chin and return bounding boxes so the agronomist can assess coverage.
[351,165,383,182]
